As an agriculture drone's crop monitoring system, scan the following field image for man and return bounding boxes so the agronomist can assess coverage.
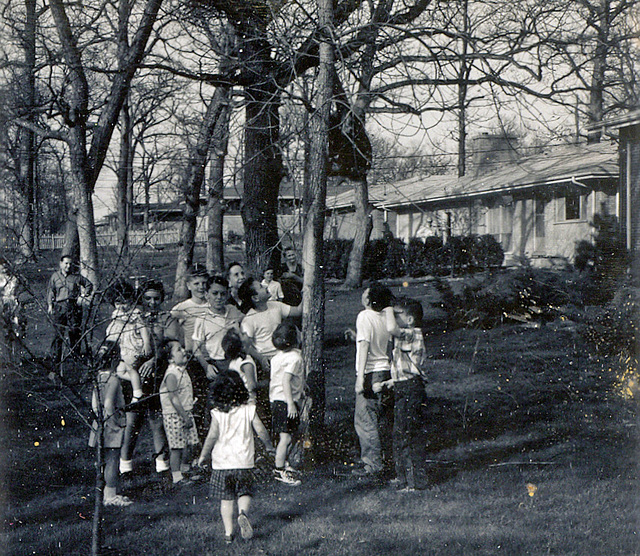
[47,255,93,364]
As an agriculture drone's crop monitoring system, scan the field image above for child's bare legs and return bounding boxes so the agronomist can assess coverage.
[117,361,142,401]
[148,410,169,471]
[275,432,292,468]
[103,448,120,499]
[220,500,235,537]
[170,448,185,483]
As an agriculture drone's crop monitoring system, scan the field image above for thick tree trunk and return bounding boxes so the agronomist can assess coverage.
[302,0,333,449]
[17,0,37,261]
[242,82,283,278]
[173,89,228,301]
[343,177,372,288]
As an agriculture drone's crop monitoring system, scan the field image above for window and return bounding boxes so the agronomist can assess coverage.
[558,194,587,222]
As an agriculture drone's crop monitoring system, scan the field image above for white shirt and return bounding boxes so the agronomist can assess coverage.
[210,403,256,470]
[241,301,291,359]
[192,306,243,360]
[261,279,284,301]
[355,308,391,374]
[229,354,257,392]
[269,348,305,403]
[170,298,210,351]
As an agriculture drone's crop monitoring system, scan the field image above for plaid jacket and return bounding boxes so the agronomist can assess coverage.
[391,327,427,382]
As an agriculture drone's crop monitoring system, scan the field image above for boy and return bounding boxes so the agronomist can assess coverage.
[238,277,302,373]
[378,297,429,490]
[350,283,394,479]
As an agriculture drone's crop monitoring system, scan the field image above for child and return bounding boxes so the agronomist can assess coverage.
[238,277,302,372]
[159,340,200,486]
[269,322,306,486]
[222,329,257,401]
[105,279,152,402]
[88,342,131,507]
[350,283,394,479]
[378,297,429,491]
[261,268,284,301]
[198,371,275,544]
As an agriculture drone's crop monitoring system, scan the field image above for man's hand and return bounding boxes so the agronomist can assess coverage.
[138,358,155,378]
[344,328,356,342]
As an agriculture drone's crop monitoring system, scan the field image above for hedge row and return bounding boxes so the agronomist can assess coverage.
[324,234,504,280]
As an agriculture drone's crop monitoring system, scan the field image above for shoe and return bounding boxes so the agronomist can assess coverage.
[351,467,379,478]
[173,477,195,488]
[224,534,234,545]
[273,468,301,486]
[398,486,416,493]
[104,494,132,507]
[237,511,253,540]
[119,459,133,474]
[155,458,170,473]
[284,462,299,473]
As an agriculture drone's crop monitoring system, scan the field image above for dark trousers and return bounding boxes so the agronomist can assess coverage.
[393,377,428,488]
[49,301,83,364]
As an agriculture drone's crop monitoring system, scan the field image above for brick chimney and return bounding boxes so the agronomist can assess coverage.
[471,133,519,177]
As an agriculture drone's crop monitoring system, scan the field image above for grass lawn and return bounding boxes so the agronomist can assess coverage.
[1,258,638,555]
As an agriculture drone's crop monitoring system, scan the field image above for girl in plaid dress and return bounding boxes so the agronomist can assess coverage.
[198,371,275,544]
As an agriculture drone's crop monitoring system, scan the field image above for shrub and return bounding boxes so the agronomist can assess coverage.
[324,239,352,279]
[574,214,629,305]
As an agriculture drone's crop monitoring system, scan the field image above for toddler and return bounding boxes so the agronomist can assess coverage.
[269,322,306,486]
[198,371,275,544]
[159,340,200,485]
[105,279,152,402]
[222,329,257,401]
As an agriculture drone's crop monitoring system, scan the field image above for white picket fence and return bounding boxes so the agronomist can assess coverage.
[37,228,210,250]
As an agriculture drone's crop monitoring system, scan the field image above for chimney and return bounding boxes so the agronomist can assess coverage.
[471,133,519,177]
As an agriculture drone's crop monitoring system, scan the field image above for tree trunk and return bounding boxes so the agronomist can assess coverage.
[116,98,131,258]
[343,178,372,288]
[173,89,229,301]
[206,98,231,275]
[302,0,333,450]
[17,0,37,261]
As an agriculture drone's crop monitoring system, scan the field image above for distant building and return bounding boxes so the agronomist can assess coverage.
[326,140,619,266]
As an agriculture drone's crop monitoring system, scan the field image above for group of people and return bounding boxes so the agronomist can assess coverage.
[86,254,306,544]
[41,248,432,544]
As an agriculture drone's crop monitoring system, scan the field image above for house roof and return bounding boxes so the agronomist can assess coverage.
[593,108,640,131]
[326,141,618,211]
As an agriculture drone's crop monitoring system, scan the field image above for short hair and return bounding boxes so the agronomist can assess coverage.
[368,283,393,312]
[60,254,74,262]
[187,267,210,281]
[226,261,244,277]
[395,297,424,327]
[221,328,244,360]
[238,277,258,307]
[105,278,137,305]
[209,370,250,412]
[206,274,228,291]
[272,322,299,351]
[139,279,165,302]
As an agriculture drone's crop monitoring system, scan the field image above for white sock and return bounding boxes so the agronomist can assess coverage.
[104,486,116,500]
[172,471,184,483]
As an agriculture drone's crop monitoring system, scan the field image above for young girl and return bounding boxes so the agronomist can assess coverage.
[269,322,306,486]
[198,371,275,544]
[222,329,257,401]
[88,343,131,507]
[159,340,200,486]
[105,279,152,402]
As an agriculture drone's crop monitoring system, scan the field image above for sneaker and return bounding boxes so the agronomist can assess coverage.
[173,477,195,488]
[104,494,132,507]
[284,462,299,474]
[155,458,170,473]
[273,468,301,486]
[237,511,253,540]
[119,459,133,474]
[224,534,234,545]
